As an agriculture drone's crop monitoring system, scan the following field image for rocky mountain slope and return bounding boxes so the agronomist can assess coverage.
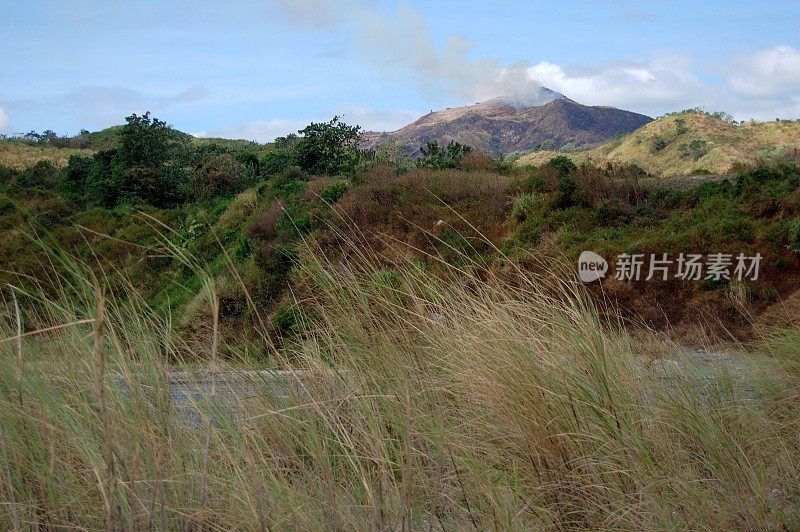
[362,89,652,156]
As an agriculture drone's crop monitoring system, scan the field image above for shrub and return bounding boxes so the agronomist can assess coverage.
[553,173,583,209]
[788,218,800,254]
[319,181,349,204]
[681,139,709,160]
[368,141,414,173]
[0,164,18,187]
[249,200,284,241]
[511,193,539,221]
[651,137,668,152]
[547,155,577,177]
[189,154,245,200]
[596,198,634,226]
[272,303,305,336]
[417,140,472,170]
[18,160,59,188]
[260,149,297,176]
[60,155,93,197]
[235,151,260,177]
[273,165,308,189]
[459,151,496,172]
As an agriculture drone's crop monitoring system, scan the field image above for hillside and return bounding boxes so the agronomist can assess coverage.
[0,140,95,169]
[0,127,270,171]
[517,111,800,176]
[362,92,652,156]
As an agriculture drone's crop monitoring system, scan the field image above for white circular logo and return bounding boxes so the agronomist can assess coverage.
[577,251,608,283]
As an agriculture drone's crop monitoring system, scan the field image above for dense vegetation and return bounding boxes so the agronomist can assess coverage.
[1,112,799,349]
[1,112,799,529]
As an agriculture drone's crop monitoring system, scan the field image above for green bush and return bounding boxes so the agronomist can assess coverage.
[547,155,577,177]
[294,116,362,175]
[596,198,634,226]
[417,140,472,170]
[80,113,190,207]
[18,160,59,188]
[788,218,800,253]
[319,181,349,204]
[651,137,668,152]
[553,174,583,209]
[272,303,305,336]
[511,193,539,221]
[260,149,297,176]
[680,139,709,160]
[60,155,93,198]
[189,153,245,200]
[0,165,18,187]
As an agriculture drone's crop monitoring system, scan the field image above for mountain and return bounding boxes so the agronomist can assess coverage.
[361,89,652,156]
[516,111,800,176]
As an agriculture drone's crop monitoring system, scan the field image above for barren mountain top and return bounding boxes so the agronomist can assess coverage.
[362,89,651,156]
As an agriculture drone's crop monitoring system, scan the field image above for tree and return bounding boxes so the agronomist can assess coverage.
[112,112,188,206]
[82,112,189,207]
[294,116,362,175]
[273,133,299,150]
[547,155,577,177]
[547,156,581,209]
[417,140,471,169]
[116,112,178,169]
[60,154,93,198]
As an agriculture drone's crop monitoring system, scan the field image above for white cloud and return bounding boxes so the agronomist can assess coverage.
[525,46,800,120]
[57,84,209,113]
[527,55,708,117]
[203,105,422,142]
[203,118,309,143]
[155,84,210,108]
[4,84,213,131]
[333,105,421,132]
[275,2,800,121]
[728,45,800,97]
[0,105,9,132]
[276,0,546,104]
[718,46,800,120]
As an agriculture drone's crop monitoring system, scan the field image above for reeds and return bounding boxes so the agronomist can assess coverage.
[0,226,797,530]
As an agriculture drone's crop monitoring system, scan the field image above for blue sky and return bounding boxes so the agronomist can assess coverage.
[1,0,799,141]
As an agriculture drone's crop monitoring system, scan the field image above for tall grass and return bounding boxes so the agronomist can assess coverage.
[0,228,798,530]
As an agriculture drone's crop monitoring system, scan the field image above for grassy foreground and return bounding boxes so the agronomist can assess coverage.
[0,237,799,530]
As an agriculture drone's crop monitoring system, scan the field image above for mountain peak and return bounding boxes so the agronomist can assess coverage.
[362,91,651,156]
[481,86,568,109]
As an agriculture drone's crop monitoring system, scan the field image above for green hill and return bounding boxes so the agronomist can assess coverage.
[517,111,800,176]
[0,124,274,171]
